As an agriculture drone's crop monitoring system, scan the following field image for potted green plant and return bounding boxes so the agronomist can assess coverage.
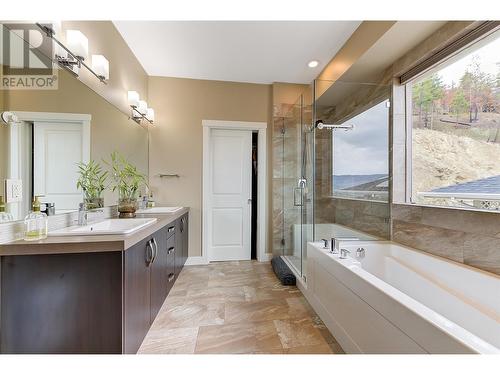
[106,151,147,218]
[76,160,108,209]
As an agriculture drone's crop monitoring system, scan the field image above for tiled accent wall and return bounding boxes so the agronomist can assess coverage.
[392,204,500,275]
[271,104,300,256]
[316,197,390,239]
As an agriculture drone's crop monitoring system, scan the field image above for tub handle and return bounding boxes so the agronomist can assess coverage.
[340,248,351,259]
[356,247,366,258]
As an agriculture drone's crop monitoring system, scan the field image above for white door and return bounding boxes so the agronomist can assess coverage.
[208,129,252,261]
[33,121,90,213]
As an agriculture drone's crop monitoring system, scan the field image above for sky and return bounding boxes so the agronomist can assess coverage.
[334,100,389,175]
[425,31,499,86]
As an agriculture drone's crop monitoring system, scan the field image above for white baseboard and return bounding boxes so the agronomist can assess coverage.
[185,256,209,266]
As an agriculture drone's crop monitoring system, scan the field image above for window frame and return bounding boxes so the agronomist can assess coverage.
[404,25,500,211]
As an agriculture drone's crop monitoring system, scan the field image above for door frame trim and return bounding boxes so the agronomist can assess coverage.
[202,120,267,263]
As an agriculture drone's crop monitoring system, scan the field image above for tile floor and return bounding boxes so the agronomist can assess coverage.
[138,260,344,354]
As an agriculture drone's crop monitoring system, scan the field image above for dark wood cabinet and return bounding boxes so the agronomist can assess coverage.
[176,213,189,271]
[124,235,153,354]
[1,252,122,354]
[150,228,168,323]
[182,214,189,266]
[1,211,190,354]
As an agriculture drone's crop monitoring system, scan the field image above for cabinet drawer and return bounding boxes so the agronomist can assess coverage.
[166,234,176,265]
[166,224,176,238]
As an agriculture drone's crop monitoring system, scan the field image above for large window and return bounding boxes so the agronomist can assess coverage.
[408,30,500,211]
[332,99,389,202]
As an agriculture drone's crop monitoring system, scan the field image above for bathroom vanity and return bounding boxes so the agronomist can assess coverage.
[0,208,189,354]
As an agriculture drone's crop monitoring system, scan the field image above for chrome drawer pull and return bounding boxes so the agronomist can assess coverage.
[167,246,175,254]
[168,273,175,282]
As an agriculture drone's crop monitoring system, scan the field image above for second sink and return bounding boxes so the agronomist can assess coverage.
[49,218,158,236]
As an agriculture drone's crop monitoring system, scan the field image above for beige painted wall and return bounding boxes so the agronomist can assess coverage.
[148,76,271,257]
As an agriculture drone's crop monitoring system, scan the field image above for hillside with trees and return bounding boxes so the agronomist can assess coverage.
[412,55,500,206]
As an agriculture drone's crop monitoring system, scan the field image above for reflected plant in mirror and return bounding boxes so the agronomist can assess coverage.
[106,151,147,218]
[76,160,108,210]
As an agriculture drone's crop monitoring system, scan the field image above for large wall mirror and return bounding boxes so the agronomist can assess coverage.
[0,24,149,223]
[314,80,391,240]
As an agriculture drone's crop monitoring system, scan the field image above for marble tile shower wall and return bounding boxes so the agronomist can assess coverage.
[272,104,301,256]
[392,204,500,275]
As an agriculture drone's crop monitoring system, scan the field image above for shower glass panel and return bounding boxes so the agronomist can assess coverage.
[314,80,391,241]
[281,87,314,279]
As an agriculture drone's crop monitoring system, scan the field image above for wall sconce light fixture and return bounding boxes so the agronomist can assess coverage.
[128,91,154,125]
[36,22,109,84]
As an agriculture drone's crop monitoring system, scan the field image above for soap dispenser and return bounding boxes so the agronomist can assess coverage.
[0,195,14,223]
[147,192,155,208]
[24,196,48,241]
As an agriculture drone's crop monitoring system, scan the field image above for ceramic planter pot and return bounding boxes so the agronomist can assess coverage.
[118,197,138,218]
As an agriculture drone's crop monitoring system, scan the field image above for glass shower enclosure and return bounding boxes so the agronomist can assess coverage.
[276,88,314,280]
[273,80,391,281]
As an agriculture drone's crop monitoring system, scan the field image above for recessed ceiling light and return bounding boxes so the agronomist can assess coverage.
[308,60,319,68]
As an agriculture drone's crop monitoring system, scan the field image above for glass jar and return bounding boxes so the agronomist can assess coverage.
[24,196,48,241]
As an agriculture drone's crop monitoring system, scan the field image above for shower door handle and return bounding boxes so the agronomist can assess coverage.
[293,187,303,206]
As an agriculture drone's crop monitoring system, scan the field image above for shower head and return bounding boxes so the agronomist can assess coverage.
[315,120,354,131]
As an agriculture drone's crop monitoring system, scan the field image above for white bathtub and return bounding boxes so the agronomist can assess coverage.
[305,241,500,354]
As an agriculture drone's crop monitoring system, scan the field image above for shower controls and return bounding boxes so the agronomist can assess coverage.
[321,239,329,249]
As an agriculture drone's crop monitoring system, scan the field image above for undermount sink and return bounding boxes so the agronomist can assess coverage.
[136,206,183,214]
[49,218,157,236]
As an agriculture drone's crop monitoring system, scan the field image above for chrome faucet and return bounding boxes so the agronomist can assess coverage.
[330,236,359,254]
[78,202,103,226]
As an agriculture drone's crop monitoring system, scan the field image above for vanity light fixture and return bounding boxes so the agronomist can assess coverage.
[308,60,319,68]
[35,23,108,84]
[127,92,154,125]
[127,91,140,107]
[91,55,109,81]
[146,108,155,122]
[66,30,88,60]
[138,100,148,115]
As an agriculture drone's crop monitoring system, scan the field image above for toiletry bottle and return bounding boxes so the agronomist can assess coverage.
[24,196,48,241]
[0,195,14,223]
[147,193,155,208]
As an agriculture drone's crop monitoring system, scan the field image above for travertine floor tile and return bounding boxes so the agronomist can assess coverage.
[139,261,345,355]
[138,327,199,354]
[273,317,329,349]
[195,321,282,354]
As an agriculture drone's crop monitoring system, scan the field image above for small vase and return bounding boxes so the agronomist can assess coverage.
[118,197,138,218]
